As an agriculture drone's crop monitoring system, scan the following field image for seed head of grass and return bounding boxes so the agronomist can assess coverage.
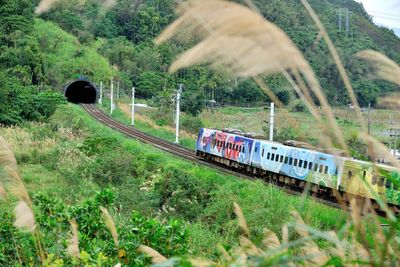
[156,0,348,152]
[0,182,6,200]
[66,219,80,258]
[355,50,400,86]
[137,245,166,264]
[14,200,36,233]
[233,202,249,237]
[100,206,119,248]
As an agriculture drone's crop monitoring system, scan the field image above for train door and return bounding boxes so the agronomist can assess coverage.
[341,161,362,196]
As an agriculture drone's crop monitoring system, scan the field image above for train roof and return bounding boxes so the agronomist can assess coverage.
[206,128,399,172]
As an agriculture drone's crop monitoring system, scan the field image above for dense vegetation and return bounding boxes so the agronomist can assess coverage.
[1,0,399,122]
[39,0,399,113]
[0,104,342,265]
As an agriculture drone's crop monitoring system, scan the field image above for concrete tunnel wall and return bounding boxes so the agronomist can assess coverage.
[64,80,98,104]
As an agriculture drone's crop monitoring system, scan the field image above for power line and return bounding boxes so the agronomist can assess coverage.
[367,10,400,18]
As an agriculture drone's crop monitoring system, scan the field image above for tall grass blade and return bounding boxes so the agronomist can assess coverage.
[100,206,119,247]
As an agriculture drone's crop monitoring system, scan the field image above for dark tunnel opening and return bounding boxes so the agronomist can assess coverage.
[65,80,98,104]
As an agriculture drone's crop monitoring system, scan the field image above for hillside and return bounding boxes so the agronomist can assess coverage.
[1,0,400,265]
[37,0,400,110]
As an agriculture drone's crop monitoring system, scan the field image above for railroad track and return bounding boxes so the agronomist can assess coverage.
[82,104,342,210]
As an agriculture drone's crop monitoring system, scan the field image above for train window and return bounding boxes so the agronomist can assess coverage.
[308,161,313,170]
[386,179,392,189]
[289,157,293,165]
[272,147,278,150]
[363,171,366,180]
[275,155,279,162]
[314,164,318,172]
[262,148,264,157]
[267,152,270,160]
[319,165,324,173]
[324,166,328,174]
[299,160,303,167]
[242,146,245,153]
[372,176,377,185]
[303,161,307,168]
[229,143,232,149]
[280,155,284,162]
[271,154,275,161]
[378,177,385,187]
[294,159,298,166]
[212,139,216,148]
[284,157,288,164]
[236,144,239,151]
[348,171,352,179]
[255,146,258,152]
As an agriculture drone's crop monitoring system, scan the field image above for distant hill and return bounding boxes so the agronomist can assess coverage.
[31,0,400,109]
[393,28,400,38]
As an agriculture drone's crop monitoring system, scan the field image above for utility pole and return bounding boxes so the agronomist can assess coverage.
[110,79,114,114]
[117,81,120,99]
[338,9,342,30]
[131,87,135,126]
[269,102,275,142]
[174,84,183,144]
[99,81,103,105]
[345,10,350,35]
[367,102,371,135]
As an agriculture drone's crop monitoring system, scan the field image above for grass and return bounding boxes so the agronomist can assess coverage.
[99,98,197,150]
[0,103,345,264]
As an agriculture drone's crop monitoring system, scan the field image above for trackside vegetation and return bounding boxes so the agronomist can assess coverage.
[0,104,344,265]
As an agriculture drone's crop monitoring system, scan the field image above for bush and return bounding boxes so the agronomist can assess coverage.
[152,166,214,221]
[79,136,119,156]
[0,189,188,266]
[181,114,204,134]
[0,73,65,125]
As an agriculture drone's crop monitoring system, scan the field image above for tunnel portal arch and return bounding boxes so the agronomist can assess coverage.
[64,79,98,104]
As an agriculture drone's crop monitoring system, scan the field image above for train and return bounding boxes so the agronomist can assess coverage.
[196,128,400,207]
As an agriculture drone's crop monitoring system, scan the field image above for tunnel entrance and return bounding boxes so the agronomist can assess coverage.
[64,80,98,104]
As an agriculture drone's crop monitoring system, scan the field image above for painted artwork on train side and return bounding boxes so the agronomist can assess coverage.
[251,140,342,189]
[196,128,254,164]
[342,160,400,205]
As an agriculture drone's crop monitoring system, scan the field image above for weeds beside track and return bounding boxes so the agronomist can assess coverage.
[82,104,342,210]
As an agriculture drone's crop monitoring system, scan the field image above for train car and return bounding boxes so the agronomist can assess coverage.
[196,128,254,168]
[196,128,400,207]
[250,139,344,191]
[340,159,400,206]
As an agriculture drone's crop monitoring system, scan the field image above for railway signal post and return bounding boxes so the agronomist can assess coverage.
[131,87,135,126]
[175,84,183,144]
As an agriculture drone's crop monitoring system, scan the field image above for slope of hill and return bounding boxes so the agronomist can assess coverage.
[38,0,400,110]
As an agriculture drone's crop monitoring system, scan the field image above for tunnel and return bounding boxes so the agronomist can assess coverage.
[64,80,98,104]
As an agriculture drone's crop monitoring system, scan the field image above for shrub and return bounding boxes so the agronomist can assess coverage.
[181,114,204,134]
[79,136,119,156]
[152,166,214,221]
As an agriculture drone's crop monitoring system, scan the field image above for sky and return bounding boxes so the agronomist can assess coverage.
[355,0,400,29]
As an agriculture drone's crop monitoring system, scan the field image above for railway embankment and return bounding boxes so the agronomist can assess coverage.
[0,104,343,264]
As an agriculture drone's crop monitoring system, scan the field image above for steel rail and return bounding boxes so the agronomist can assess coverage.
[81,104,344,210]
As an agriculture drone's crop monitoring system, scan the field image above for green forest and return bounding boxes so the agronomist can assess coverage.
[1,0,400,266]
[0,0,399,125]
